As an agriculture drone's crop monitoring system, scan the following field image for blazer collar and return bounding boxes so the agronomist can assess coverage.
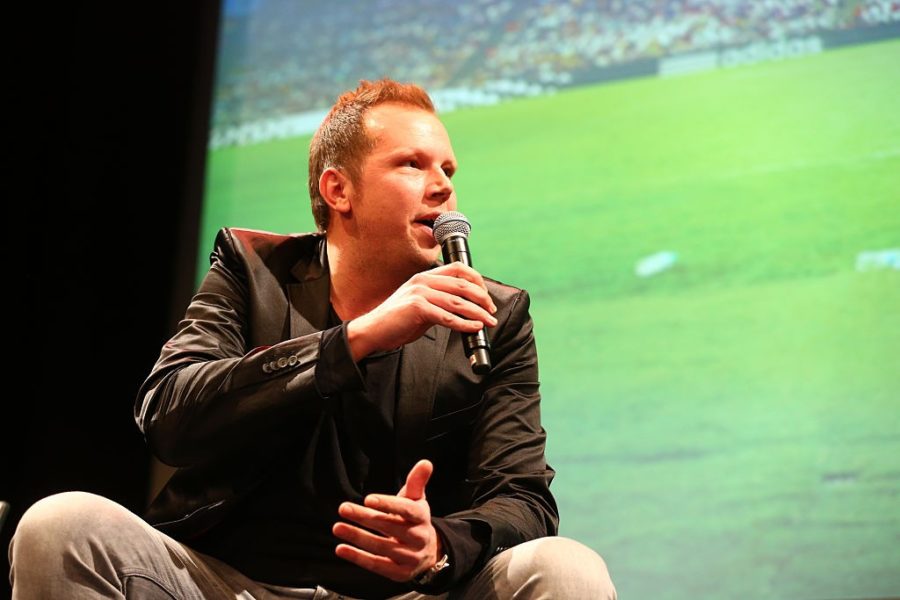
[287,236,330,337]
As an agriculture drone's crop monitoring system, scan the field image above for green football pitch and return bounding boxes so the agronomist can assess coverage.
[201,39,900,599]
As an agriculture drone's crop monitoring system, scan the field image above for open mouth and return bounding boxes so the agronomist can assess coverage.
[415,218,436,229]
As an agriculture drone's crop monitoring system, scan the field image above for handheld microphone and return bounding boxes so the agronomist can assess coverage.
[433,211,492,374]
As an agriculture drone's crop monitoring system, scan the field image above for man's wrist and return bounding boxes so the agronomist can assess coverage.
[412,552,450,585]
[412,526,448,585]
[345,317,375,362]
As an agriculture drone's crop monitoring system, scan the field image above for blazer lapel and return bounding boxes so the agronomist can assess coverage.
[287,240,330,337]
[395,324,450,469]
[287,277,330,337]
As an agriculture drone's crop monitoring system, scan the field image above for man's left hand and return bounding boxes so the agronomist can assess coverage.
[333,459,442,582]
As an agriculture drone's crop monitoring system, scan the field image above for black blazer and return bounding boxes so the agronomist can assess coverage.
[135,227,558,584]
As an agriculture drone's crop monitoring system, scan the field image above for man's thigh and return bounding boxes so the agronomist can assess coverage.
[387,536,616,600]
[9,491,318,600]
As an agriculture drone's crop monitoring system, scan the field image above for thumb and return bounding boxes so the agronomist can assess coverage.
[399,459,433,500]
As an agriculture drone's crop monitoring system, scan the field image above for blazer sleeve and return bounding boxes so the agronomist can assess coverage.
[421,289,559,592]
[134,228,361,468]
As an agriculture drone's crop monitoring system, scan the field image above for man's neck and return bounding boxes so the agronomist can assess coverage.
[326,237,408,322]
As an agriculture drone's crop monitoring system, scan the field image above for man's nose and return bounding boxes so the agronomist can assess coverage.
[427,167,454,202]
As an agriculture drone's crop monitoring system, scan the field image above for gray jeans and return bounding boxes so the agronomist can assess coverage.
[9,492,616,599]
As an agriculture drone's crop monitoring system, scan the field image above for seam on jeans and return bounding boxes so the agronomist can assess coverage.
[119,567,181,600]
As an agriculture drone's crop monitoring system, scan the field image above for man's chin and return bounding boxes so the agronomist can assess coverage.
[421,248,443,268]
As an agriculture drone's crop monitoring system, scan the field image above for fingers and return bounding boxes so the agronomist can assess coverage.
[430,261,489,293]
[332,522,421,565]
[334,461,440,581]
[410,267,497,328]
[337,499,424,537]
[334,543,414,582]
[400,459,433,500]
[424,263,498,314]
[417,287,497,331]
[333,499,435,581]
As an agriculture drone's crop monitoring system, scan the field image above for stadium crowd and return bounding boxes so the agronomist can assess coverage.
[478,0,898,84]
[211,0,898,135]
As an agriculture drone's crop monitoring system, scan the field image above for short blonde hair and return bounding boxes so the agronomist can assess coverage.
[308,79,435,232]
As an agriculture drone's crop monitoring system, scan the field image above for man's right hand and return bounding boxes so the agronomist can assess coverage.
[345,262,498,362]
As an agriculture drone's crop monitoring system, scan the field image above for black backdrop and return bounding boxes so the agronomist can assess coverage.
[5,3,220,596]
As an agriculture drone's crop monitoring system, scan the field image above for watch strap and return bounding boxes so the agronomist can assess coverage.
[412,553,450,585]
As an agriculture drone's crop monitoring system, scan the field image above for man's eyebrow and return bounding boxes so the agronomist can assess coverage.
[383,147,456,165]
[384,147,419,158]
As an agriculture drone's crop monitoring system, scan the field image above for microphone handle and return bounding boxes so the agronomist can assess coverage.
[441,235,492,374]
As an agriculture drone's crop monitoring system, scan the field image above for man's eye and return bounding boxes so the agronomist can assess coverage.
[406,160,420,169]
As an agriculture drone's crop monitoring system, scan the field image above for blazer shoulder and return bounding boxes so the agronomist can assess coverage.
[485,276,528,307]
[218,227,321,260]
[211,227,326,281]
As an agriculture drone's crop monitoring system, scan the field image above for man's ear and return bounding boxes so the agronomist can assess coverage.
[319,167,353,216]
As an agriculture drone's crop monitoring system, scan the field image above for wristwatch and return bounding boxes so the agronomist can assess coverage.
[413,553,450,585]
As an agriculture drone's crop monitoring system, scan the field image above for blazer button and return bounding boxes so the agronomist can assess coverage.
[288,355,298,366]
[277,357,288,369]
[262,363,271,374]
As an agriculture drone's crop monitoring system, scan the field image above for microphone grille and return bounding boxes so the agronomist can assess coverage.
[433,211,471,244]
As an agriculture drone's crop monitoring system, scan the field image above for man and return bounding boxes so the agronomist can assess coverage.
[10,80,615,599]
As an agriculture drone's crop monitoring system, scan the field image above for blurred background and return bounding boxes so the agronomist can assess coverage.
[6,3,219,598]
[8,1,899,599]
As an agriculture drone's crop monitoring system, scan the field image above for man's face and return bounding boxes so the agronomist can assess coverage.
[348,103,458,274]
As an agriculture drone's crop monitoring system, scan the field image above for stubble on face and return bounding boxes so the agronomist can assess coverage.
[347,104,457,282]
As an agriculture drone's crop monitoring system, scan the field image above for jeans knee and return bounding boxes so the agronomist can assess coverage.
[11,492,135,563]
[507,537,616,600]
[10,492,188,599]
